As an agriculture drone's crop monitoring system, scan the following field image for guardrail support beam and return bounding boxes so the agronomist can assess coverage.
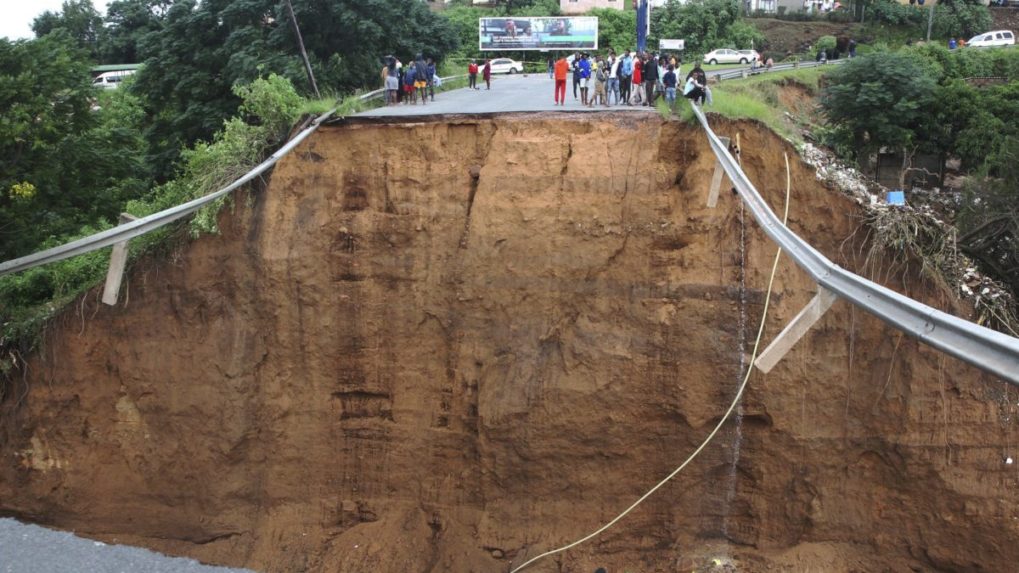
[755,286,838,374]
[102,213,137,306]
[707,136,731,208]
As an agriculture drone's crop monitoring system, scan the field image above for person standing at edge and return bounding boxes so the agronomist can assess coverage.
[591,55,608,107]
[663,64,677,111]
[572,52,582,99]
[383,55,399,106]
[483,59,492,90]
[468,59,479,90]
[643,53,659,106]
[414,54,428,104]
[607,52,620,105]
[577,53,592,106]
[554,54,569,105]
[403,61,417,105]
[630,53,643,105]
[426,57,437,102]
[619,50,632,105]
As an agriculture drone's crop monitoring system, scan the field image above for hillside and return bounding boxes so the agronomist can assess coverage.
[752,18,861,57]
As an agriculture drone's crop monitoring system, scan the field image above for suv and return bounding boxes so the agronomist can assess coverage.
[967,30,1015,48]
[92,70,136,89]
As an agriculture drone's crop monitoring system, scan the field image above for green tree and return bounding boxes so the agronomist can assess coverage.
[31,0,105,60]
[650,0,763,57]
[932,0,991,41]
[0,35,96,259]
[821,51,937,186]
[443,6,488,58]
[101,0,172,63]
[136,0,458,177]
[589,8,636,54]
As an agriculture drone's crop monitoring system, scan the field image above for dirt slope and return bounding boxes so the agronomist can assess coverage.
[1,115,1017,572]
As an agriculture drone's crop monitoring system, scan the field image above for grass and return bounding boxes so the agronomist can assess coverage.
[675,67,826,144]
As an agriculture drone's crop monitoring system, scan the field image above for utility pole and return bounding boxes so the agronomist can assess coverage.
[635,0,649,53]
[284,0,320,98]
[926,0,936,42]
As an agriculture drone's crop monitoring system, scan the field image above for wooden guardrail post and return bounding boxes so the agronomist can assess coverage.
[101,213,137,306]
[754,287,838,373]
[706,136,732,208]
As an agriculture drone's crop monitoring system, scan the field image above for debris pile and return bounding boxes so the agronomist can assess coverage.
[799,143,1017,332]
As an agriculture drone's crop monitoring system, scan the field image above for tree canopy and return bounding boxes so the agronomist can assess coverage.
[0,34,149,261]
[31,0,105,60]
[650,0,764,58]
[133,0,458,176]
[821,51,936,162]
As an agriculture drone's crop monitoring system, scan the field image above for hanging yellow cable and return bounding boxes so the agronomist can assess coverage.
[510,152,793,573]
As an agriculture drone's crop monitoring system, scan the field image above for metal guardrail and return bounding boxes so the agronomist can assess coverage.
[690,103,1019,386]
[0,74,465,278]
[2,70,1017,385]
[712,58,847,81]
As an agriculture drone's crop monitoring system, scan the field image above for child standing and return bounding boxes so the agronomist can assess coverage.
[663,64,677,110]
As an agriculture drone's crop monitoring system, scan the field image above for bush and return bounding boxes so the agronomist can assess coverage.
[868,0,924,27]
[0,74,306,354]
[131,74,303,236]
[816,35,837,54]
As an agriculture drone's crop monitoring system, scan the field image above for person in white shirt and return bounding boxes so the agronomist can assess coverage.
[607,53,620,105]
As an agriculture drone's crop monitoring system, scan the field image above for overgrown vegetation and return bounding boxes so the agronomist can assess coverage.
[819,45,1019,329]
[651,0,765,55]
[677,67,824,143]
[0,74,305,360]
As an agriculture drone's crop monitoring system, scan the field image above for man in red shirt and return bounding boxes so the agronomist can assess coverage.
[468,59,479,90]
[553,55,569,105]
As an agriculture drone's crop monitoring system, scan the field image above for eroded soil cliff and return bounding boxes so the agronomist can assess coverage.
[1,115,1017,572]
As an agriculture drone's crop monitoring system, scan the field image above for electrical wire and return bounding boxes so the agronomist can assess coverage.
[510,152,793,573]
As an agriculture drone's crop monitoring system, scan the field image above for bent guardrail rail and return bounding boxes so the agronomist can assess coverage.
[0,74,466,278]
[2,71,1016,385]
[690,103,1019,386]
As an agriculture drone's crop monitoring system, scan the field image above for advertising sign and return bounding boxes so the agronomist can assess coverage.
[479,17,598,51]
[659,39,685,51]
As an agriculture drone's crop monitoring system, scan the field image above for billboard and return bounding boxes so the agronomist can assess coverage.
[479,17,598,51]
[659,39,685,51]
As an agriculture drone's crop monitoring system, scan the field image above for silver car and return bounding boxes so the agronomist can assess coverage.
[703,48,755,65]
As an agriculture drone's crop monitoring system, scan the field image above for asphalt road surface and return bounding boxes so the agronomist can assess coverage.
[359,74,659,117]
[0,518,253,573]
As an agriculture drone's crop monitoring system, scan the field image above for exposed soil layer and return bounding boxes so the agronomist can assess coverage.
[2,115,1018,572]
[752,18,860,58]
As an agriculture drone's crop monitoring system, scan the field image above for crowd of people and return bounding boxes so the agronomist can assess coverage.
[380,48,756,111]
[382,54,442,106]
[549,50,712,111]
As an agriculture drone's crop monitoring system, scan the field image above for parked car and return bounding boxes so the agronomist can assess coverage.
[92,70,136,89]
[703,48,754,65]
[488,58,524,74]
[739,49,762,63]
[966,30,1015,48]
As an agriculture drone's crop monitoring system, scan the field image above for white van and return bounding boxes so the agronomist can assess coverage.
[966,30,1016,48]
[92,70,136,89]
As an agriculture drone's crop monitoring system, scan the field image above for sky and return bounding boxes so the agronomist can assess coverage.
[0,0,109,41]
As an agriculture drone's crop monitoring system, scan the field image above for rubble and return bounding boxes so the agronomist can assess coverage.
[798,143,1017,331]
